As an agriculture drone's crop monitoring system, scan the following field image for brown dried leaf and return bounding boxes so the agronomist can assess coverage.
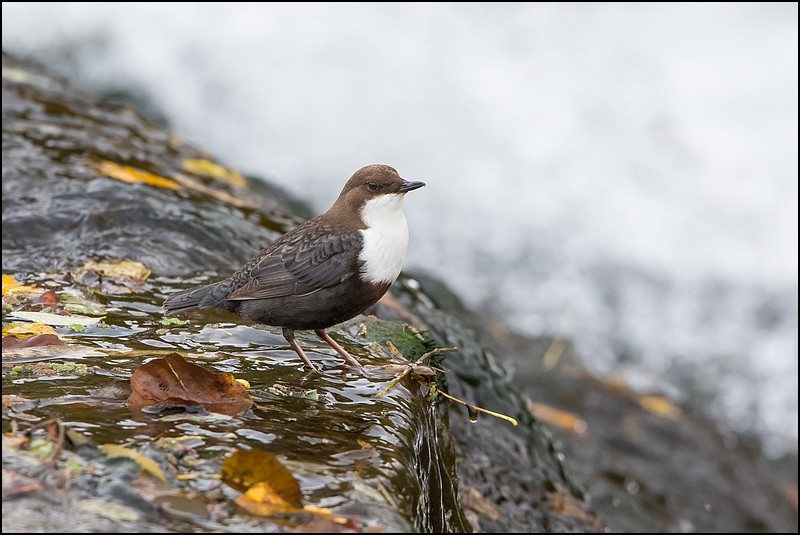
[126,353,252,416]
[3,394,31,409]
[2,468,42,498]
[2,334,64,349]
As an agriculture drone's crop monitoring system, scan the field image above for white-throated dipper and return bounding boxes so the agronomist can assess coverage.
[163,164,425,370]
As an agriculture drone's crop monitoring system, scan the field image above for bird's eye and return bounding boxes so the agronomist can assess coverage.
[367,181,379,191]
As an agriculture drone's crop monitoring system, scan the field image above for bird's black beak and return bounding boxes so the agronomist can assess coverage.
[399,180,426,193]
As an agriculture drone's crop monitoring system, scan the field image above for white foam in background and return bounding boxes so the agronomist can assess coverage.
[3,3,797,454]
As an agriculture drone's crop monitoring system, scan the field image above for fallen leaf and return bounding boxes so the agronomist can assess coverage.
[222,449,302,506]
[100,444,169,484]
[182,158,248,188]
[59,287,107,315]
[528,402,588,435]
[3,394,31,409]
[73,260,151,294]
[30,289,58,306]
[2,334,63,349]
[638,394,682,421]
[126,353,253,416]
[225,449,352,525]
[2,322,58,338]
[2,468,42,498]
[93,160,181,190]
[1,274,40,300]
[160,317,189,326]
[236,481,301,516]
[8,311,102,326]
[2,274,21,295]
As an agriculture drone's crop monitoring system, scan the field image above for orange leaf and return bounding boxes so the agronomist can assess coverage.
[126,353,252,416]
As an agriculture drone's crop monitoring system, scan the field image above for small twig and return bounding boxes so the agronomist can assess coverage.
[375,367,414,398]
[418,347,458,363]
[437,390,518,426]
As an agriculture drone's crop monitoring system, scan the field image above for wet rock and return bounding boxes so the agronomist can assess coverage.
[405,271,798,533]
[3,53,598,532]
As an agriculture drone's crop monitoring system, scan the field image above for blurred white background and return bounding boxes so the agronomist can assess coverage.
[3,3,797,454]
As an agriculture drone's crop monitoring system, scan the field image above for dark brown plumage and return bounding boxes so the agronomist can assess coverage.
[163,164,424,370]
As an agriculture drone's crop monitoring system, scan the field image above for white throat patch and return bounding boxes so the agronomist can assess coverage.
[358,193,409,285]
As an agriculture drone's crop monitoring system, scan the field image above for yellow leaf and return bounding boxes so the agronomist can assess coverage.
[93,160,182,190]
[235,485,351,523]
[638,394,682,421]
[528,402,588,435]
[221,449,302,507]
[182,158,248,188]
[101,444,169,484]
[2,323,58,338]
[2,274,20,295]
[234,378,251,389]
[301,505,352,525]
[235,482,300,516]
[79,260,151,283]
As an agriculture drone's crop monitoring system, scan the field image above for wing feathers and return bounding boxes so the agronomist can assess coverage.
[226,224,361,301]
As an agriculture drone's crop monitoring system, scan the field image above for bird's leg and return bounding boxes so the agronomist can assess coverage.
[282,327,318,371]
[315,329,364,370]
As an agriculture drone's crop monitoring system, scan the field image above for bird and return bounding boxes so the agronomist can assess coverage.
[163,164,425,371]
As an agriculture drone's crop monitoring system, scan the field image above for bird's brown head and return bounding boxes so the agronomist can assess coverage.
[328,164,425,223]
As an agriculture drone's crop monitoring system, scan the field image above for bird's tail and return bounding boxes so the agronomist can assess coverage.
[163,281,232,315]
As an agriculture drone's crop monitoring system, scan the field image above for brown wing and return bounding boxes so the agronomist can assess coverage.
[226,222,362,301]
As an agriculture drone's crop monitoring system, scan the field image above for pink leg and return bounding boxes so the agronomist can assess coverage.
[315,329,364,370]
[282,327,318,371]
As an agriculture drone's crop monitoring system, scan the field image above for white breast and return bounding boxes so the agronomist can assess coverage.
[358,193,409,285]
